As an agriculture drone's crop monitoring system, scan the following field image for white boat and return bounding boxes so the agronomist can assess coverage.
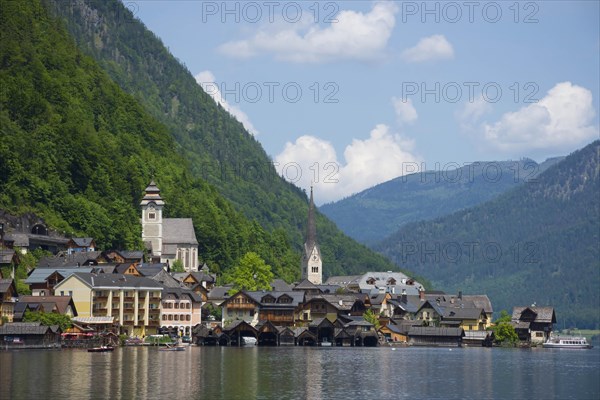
[320,338,332,347]
[543,335,593,349]
[241,336,257,346]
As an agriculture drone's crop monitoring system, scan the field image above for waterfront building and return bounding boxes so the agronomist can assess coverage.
[511,306,556,343]
[160,287,203,337]
[54,273,163,336]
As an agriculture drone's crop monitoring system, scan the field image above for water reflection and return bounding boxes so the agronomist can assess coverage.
[0,347,598,400]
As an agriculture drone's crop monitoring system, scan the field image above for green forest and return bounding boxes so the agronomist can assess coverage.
[375,142,600,329]
[0,0,399,283]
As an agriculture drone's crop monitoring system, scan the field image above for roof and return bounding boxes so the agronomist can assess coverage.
[0,322,56,335]
[207,285,233,300]
[137,264,166,277]
[140,180,165,206]
[72,316,115,324]
[117,251,144,260]
[18,295,77,315]
[0,250,17,264]
[172,271,215,284]
[408,327,464,337]
[162,287,203,302]
[294,279,318,290]
[325,275,362,287]
[512,306,556,324]
[37,252,104,269]
[462,295,493,314]
[0,279,16,295]
[4,233,29,247]
[25,268,95,284]
[162,218,198,245]
[271,279,292,292]
[443,308,485,320]
[307,294,365,311]
[69,238,94,247]
[56,273,164,290]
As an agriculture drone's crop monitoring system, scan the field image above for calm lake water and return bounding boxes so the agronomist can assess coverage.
[1,346,599,400]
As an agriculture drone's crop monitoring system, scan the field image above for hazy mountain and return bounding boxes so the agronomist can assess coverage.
[321,158,563,244]
[375,141,599,328]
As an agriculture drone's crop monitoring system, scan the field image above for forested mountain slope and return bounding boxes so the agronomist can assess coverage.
[375,141,600,328]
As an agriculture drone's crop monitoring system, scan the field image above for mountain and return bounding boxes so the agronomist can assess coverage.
[0,0,398,281]
[375,141,600,328]
[321,158,564,245]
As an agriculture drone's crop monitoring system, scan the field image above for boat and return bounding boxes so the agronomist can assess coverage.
[87,345,114,353]
[241,336,257,346]
[159,343,186,351]
[543,335,593,349]
[320,338,332,347]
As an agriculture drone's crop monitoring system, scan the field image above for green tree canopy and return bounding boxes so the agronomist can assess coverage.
[225,252,274,294]
[23,309,72,332]
[363,309,381,330]
[171,259,185,273]
[494,322,518,344]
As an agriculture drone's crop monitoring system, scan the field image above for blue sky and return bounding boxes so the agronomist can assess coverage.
[133,1,600,203]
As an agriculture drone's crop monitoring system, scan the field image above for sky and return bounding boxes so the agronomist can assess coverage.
[132,1,600,204]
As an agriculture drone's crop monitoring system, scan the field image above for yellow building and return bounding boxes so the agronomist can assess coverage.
[54,273,163,336]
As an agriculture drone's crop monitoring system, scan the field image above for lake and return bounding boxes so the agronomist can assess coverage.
[1,346,599,399]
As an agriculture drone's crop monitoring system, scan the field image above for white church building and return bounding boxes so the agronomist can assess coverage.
[140,181,199,272]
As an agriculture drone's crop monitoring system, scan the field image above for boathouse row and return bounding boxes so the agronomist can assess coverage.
[192,318,379,347]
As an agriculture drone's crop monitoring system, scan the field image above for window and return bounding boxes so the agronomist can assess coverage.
[536,332,544,337]
[69,291,73,296]
[60,291,64,296]
[312,266,319,273]
[148,212,156,220]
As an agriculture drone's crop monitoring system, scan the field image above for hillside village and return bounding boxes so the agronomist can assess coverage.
[0,182,557,349]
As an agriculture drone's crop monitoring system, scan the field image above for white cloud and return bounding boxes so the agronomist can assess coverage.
[194,71,258,135]
[392,97,418,125]
[456,95,492,132]
[479,82,597,152]
[401,34,454,63]
[275,125,419,204]
[219,1,398,63]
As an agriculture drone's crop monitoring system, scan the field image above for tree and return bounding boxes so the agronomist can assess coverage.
[225,252,274,293]
[23,310,72,332]
[494,310,512,324]
[363,309,381,330]
[171,259,185,272]
[494,322,518,344]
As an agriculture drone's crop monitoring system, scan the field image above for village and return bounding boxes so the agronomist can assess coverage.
[0,182,558,349]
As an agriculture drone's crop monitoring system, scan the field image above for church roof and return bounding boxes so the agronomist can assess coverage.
[162,218,198,245]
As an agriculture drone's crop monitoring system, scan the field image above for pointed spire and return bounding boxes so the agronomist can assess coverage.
[306,186,316,249]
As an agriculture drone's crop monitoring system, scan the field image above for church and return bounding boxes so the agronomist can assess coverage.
[140,181,199,271]
[301,187,323,284]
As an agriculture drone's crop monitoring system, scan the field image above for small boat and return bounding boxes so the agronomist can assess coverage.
[241,336,257,346]
[159,343,186,351]
[320,339,332,347]
[87,345,114,353]
[543,335,593,349]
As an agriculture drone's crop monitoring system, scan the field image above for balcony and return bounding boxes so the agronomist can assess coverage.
[124,297,135,302]
[227,303,255,310]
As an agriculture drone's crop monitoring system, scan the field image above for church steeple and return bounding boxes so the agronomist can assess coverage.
[306,186,317,249]
[301,186,322,284]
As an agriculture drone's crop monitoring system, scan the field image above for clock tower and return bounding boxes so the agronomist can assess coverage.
[301,187,322,284]
[140,180,164,258]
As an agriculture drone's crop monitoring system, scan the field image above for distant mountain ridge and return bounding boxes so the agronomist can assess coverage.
[321,157,563,244]
[374,141,599,328]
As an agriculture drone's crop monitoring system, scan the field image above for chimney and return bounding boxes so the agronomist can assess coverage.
[419,287,425,301]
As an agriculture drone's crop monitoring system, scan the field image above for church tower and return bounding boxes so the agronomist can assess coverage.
[301,187,322,284]
[140,180,164,258]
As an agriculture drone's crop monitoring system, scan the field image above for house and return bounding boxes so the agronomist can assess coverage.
[408,326,464,347]
[53,273,164,336]
[441,308,488,331]
[25,267,95,296]
[0,249,19,267]
[66,238,96,254]
[326,271,423,296]
[379,321,409,343]
[37,251,106,269]
[172,267,216,291]
[511,306,556,343]
[140,181,199,271]
[0,279,18,323]
[220,291,260,326]
[0,322,61,348]
[300,294,366,323]
[15,295,78,319]
[160,287,203,337]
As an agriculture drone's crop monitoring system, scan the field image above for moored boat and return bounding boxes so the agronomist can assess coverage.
[159,343,186,351]
[87,345,114,353]
[543,335,593,349]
